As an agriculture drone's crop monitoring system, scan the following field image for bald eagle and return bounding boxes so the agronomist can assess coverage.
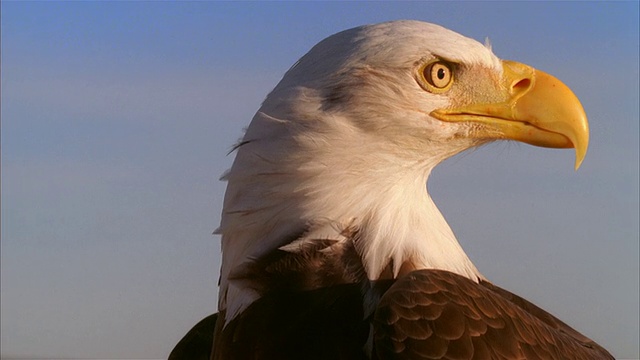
[169,21,613,359]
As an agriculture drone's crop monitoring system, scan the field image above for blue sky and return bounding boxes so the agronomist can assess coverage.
[2,2,638,359]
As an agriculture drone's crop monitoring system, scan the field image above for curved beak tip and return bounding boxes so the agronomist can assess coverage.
[517,67,590,170]
[574,134,588,171]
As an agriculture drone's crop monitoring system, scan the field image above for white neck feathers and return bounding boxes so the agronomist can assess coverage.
[217,104,483,321]
[216,20,500,321]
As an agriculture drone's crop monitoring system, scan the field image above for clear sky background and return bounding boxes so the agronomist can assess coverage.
[1,2,638,359]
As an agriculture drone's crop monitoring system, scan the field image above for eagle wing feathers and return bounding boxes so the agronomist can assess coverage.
[373,269,613,360]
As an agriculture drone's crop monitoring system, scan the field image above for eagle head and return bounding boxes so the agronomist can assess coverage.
[216,20,588,321]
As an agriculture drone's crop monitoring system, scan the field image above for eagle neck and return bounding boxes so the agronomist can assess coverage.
[330,164,484,283]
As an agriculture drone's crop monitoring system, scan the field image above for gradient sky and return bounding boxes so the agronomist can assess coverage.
[2,2,638,359]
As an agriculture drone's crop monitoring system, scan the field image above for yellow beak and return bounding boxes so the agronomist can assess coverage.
[431,60,589,170]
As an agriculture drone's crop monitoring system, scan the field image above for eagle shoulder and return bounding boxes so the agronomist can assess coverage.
[373,269,614,359]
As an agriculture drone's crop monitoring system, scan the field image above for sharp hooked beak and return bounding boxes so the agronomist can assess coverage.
[431,60,589,170]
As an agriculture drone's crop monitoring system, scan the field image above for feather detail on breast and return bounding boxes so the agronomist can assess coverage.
[211,233,382,360]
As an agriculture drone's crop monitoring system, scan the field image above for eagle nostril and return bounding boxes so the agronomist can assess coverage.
[512,78,532,94]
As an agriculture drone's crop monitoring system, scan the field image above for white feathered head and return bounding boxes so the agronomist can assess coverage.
[216,20,588,321]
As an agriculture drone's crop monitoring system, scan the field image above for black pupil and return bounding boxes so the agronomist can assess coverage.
[437,68,445,80]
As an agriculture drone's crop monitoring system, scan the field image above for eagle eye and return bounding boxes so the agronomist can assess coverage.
[418,61,454,93]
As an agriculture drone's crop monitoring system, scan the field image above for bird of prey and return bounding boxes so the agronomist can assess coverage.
[169,20,613,359]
